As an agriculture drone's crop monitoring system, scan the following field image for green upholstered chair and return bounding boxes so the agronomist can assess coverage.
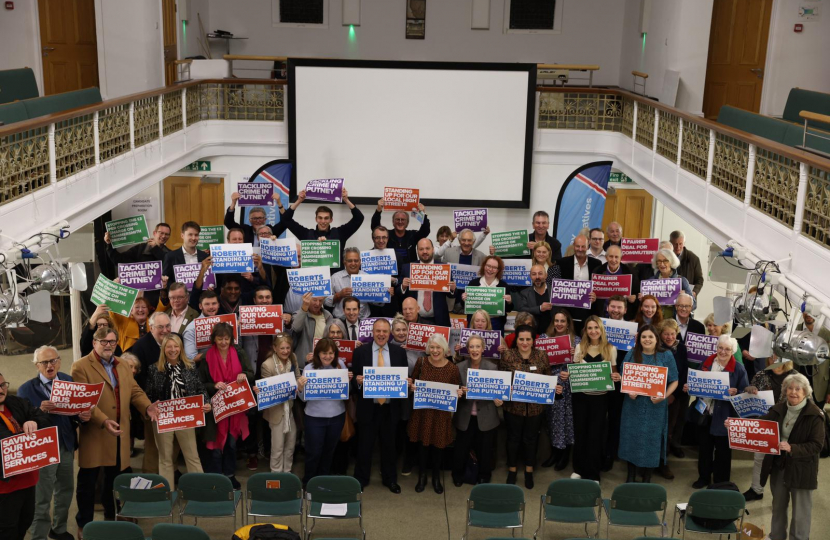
[679,489,745,539]
[534,479,602,539]
[22,87,102,120]
[245,472,303,535]
[82,521,145,540]
[463,484,525,540]
[113,473,178,523]
[783,88,830,131]
[602,483,667,539]
[152,523,211,540]
[304,475,364,540]
[177,472,242,530]
[0,67,39,104]
[0,101,28,126]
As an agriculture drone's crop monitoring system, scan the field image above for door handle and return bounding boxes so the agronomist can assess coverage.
[42,47,55,51]
[750,68,763,79]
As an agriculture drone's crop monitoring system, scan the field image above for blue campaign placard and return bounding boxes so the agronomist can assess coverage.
[210,243,255,274]
[413,380,459,412]
[502,259,532,287]
[351,274,391,303]
[256,372,297,411]
[360,249,398,275]
[601,318,638,351]
[287,267,332,296]
[450,263,479,290]
[466,369,511,400]
[261,238,299,267]
[687,369,731,400]
[510,371,558,404]
[730,391,775,418]
[362,366,408,399]
[303,369,349,401]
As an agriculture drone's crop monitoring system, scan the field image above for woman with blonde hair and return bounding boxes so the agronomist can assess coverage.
[145,334,211,487]
[704,312,743,364]
[531,241,561,286]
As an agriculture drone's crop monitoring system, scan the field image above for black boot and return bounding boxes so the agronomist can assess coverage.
[506,470,517,484]
[554,446,571,471]
[542,448,561,468]
[432,472,444,494]
[415,473,427,493]
[626,462,636,483]
[641,468,652,483]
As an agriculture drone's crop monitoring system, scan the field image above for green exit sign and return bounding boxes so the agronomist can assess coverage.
[610,172,633,184]
[181,160,211,172]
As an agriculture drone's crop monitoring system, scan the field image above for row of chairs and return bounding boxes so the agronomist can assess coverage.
[463,480,746,540]
[111,472,365,540]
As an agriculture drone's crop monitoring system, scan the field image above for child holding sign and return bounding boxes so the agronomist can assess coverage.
[618,325,678,483]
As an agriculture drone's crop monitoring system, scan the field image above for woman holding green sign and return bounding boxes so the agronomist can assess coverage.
[463,255,512,331]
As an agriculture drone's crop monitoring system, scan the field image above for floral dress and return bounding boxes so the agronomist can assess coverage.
[546,362,574,449]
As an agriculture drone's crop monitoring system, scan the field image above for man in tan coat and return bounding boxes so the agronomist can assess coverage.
[71,327,158,534]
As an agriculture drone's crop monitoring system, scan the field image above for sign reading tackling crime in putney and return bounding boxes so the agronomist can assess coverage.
[357,318,394,343]
[621,363,668,397]
[687,369,731,400]
[90,274,138,317]
[238,305,283,336]
[684,332,719,364]
[621,238,659,264]
[105,215,150,248]
[601,318,638,351]
[640,278,682,306]
[303,369,349,401]
[237,181,275,206]
[465,369,511,400]
[451,264,479,290]
[591,274,632,298]
[173,263,216,291]
[287,267,332,296]
[458,328,502,358]
[210,243,255,273]
[549,279,593,309]
[510,372,558,404]
[727,418,780,454]
[211,380,257,422]
[260,238,299,267]
[730,391,775,418]
[464,286,505,316]
[156,395,206,433]
[414,380,459,412]
[568,362,615,393]
[1,426,61,477]
[194,314,238,348]
[502,259,532,287]
[351,274,392,303]
[49,380,104,416]
[304,178,344,203]
[255,373,297,411]
[491,230,530,257]
[534,336,573,364]
[362,367,408,399]
[118,261,163,291]
[406,323,452,352]
[360,249,398,275]
[409,263,452,292]
[301,240,341,268]
[453,209,488,232]
[383,187,419,211]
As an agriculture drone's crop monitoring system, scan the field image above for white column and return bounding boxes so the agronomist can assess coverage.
[793,162,810,235]
[744,144,756,206]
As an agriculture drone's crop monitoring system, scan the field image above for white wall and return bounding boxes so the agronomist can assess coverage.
[178,0,210,59]
[0,1,43,94]
[761,0,830,116]
[206,0,625,86]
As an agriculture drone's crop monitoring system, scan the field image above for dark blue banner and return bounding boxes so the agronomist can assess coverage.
[553,162,612,252]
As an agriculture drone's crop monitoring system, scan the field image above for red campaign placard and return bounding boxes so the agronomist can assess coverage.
[592,274,633,299]
[727,418,781,455]
[406,323,452,352]
[50,380,104,416]
[194,314,238,349]
[384,187,420,211]
[535,336,573,364]
[211,379,256,423]
[156,395,206,434]
[313,338,358,368]
[621,238,659,264]
[1,426,61,477]
[239,305,283,336]
[621,362,668,397]
[450,316,468,329]
[409,263,452,292]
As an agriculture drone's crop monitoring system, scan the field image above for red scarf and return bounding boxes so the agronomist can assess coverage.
[205,345,249,450]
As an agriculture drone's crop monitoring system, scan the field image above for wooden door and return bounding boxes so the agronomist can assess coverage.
[38,0,99,95]
[162,176,224,249]
[602,188,654,239]
[162,0,178,85]
[702,0,773,119]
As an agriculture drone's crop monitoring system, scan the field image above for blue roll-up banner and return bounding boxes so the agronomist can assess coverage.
[242,160,294,237]
[553,161,612,252]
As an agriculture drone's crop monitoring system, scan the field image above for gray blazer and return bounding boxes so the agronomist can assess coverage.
[455,359,501,432]
[290,307,333,369]
[436,246,487,267]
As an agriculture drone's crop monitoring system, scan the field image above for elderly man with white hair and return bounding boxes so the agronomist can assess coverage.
[17,346,92,540]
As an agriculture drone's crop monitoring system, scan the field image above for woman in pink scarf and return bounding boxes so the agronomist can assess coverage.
[197,323,254,490]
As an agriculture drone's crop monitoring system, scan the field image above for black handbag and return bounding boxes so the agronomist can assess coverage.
[688,399,712,428]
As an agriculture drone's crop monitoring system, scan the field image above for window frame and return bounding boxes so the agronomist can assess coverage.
[503,0,563,35]
[271,0,330,29]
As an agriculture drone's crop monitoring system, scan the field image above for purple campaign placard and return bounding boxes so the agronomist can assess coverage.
[685,332,719,364]
[640,278,682,306]
[118,261,162,291]
[357,317,394,344]
[305,178,344,203]
[453,209,488,233]
[549,279,593,309]
[237,182,274,207]
[173,263,216,291]
[459,328,502,358]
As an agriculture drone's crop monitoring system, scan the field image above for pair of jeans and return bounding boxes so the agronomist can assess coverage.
[303,413,345,482]
[208,435,237,477]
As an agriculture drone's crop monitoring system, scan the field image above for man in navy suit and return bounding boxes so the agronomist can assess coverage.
[161,221,209,287]
[17,346,92,540]
[396,238,454,327]
[351,318,408,493]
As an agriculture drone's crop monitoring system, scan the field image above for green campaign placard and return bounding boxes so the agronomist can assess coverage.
[568,362,615,393]
[90,274,139,317]
[105,216,150,249]
[491,230,530,257]
[196,226,225,251]
[464,286,505,316]
[301,240,341,268]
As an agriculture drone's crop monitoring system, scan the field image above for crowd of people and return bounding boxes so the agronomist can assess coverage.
[0,192,825,540]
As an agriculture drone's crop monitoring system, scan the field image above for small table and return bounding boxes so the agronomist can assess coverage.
[206,35,248,55]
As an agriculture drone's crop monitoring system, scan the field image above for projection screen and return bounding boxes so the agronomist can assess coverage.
[288,59,536,208]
